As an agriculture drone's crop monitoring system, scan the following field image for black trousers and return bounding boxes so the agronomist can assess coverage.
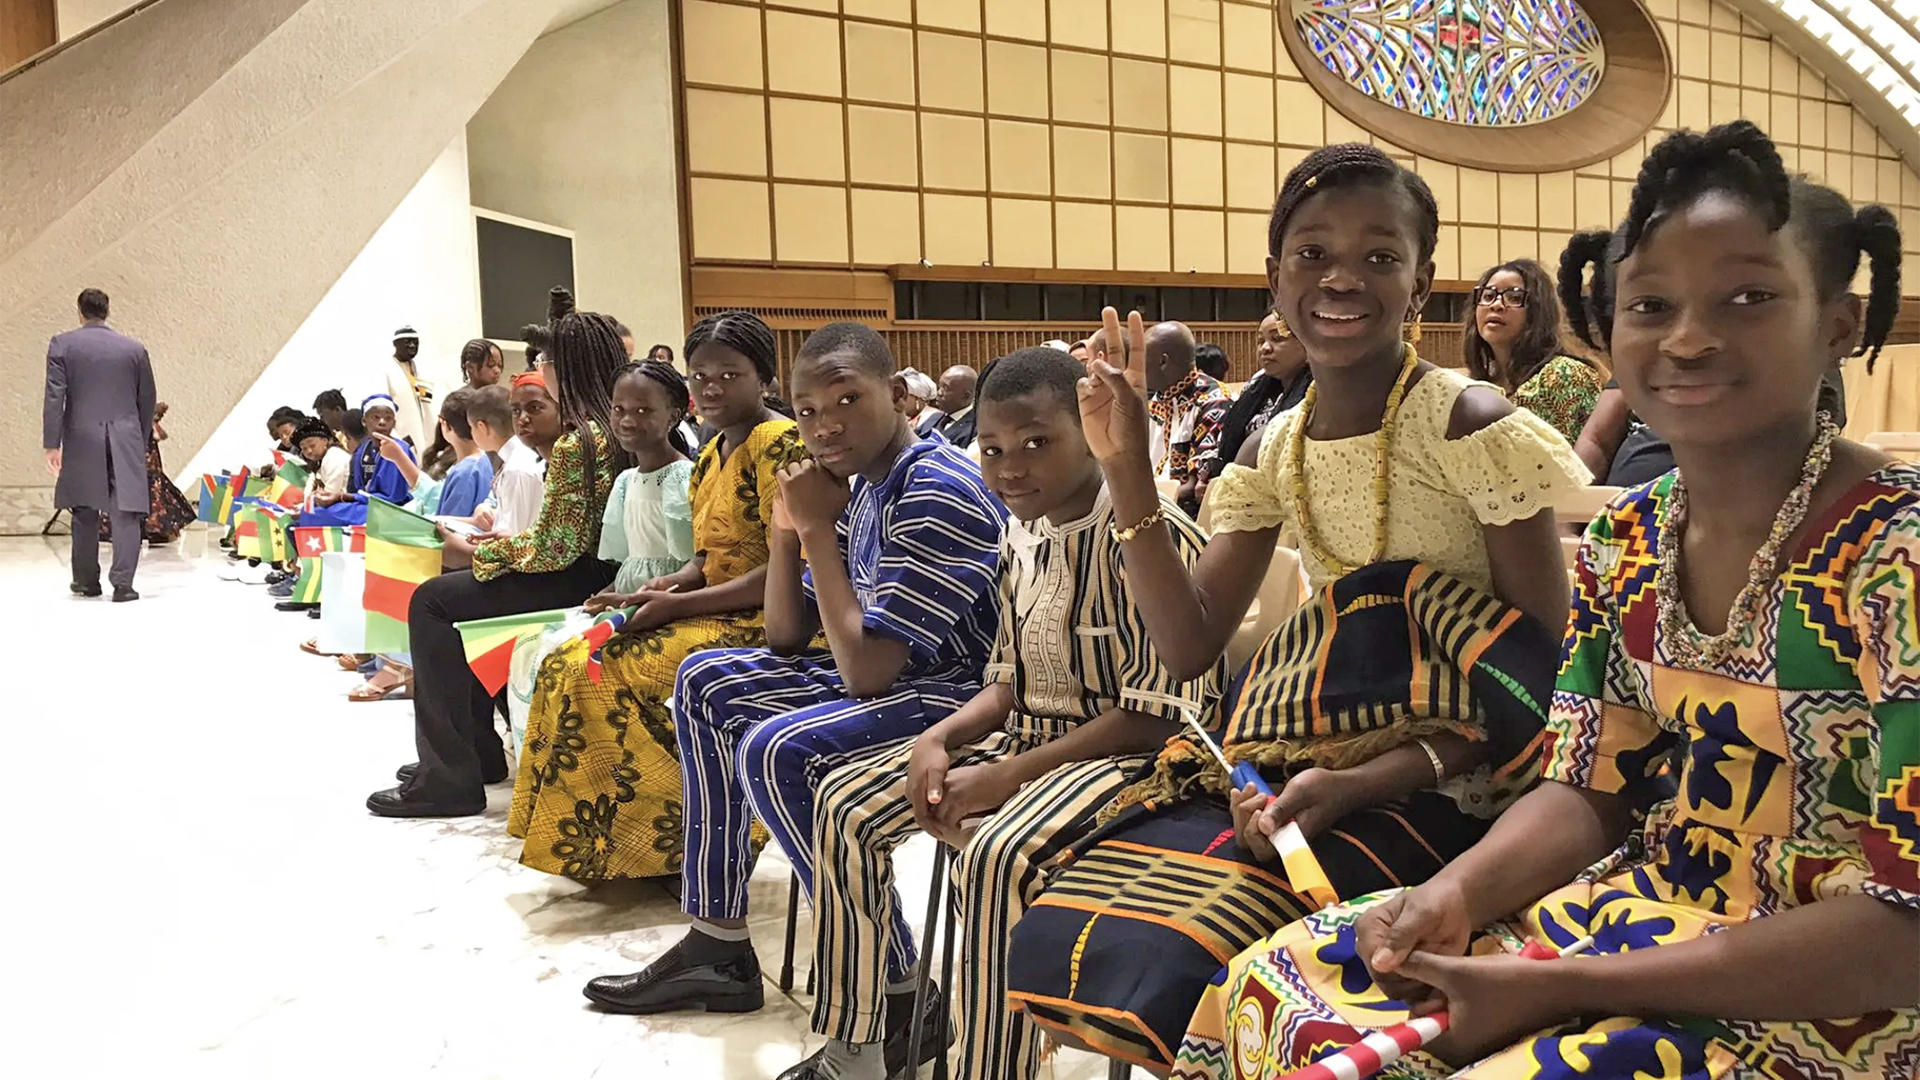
[71,506,143,590]
[403,555,616,803]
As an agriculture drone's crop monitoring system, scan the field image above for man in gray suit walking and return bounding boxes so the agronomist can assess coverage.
[44,288,156,602]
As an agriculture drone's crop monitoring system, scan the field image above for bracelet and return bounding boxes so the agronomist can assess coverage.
[1414,737,1444,785]
[1109,508,1165,544]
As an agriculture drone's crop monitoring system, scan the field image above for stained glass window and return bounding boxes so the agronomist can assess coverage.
[1294,0,1606,126]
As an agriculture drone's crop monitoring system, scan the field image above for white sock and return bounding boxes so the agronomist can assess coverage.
[815,1038,885,1080]
[689,918,751,942]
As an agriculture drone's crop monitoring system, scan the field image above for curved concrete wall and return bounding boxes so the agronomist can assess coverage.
[0,0,560,531]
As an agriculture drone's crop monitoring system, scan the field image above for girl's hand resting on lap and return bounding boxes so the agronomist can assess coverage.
[1389,950,1576,1066]
[1355,879,1477,1011]
[1231,767,1365,861]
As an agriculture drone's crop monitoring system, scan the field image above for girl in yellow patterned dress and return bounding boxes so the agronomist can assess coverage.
[510,313,807,881]
[1171,122,1920,1080]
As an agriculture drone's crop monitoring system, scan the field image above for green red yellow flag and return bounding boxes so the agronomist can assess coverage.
[291,525,362,605]
[264,459,311,511]
[363,498,443,653]
[455,609,571,695]
[235,504,292,562]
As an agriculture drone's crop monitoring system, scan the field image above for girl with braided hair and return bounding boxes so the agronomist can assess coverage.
[1005,142,1586,1073]
[369,288,625,818]
[508,311,808,880]
[1171,120,1919,1080]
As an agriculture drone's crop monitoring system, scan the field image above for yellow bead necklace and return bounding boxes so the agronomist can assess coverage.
[1287,344,1420,578]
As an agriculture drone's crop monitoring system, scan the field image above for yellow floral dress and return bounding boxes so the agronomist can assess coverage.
[508,420,808,880]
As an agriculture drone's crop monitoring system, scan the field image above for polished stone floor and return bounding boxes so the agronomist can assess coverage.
[10,530,1126,1079]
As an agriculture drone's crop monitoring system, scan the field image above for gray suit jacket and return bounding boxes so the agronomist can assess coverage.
[44,322,155,514]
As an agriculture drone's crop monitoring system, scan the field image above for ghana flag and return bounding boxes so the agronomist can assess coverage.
[363,497,443,653]
[455,609,571,695]
[290,525,362,605]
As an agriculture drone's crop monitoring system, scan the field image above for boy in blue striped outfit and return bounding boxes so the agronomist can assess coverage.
[582,324,1007,1070]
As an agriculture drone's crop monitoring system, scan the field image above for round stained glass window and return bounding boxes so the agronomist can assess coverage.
[1294,0,1607,127]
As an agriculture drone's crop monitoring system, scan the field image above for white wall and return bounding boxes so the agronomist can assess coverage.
[182,134,482,479]
[56,0,140,39]
[466,0,683,357]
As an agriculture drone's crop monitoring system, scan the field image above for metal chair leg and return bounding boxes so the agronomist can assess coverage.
[1107,1060,1131,1079]
[934,855,959,1080]
[905,844,950,1078]
[780,869,800,993]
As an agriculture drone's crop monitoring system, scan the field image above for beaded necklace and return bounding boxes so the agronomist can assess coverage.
[1655,412,1838,670]
[1287,345,1420,578]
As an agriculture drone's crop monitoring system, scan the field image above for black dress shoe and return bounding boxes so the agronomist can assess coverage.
[308,607,322,619]
[275,601,318,612]
[395,763,418,783]
[70,582,101,597]
[884,985,949,1077]
[582,937,764,1015]
[777,1044,880,1080]
[364,786,483,818]
[112,587,139,603]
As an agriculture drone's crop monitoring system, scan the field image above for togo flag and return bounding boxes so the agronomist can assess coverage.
[455,609,571,696]
[363,498,443,654]
[291,525,362,605]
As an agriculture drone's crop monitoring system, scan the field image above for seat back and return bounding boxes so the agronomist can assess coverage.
[1863,431,1920,460]
[1227,544,1305,672]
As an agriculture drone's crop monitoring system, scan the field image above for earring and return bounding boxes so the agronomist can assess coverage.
[1274,315,1291,338]
[1404,315,1423,345]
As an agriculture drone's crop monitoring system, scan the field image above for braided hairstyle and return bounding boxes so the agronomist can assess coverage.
[613,359,695,457]
[1560,120,1904,371]
[1269,143,1440,265]
[458,338,499,386]
[546,286,637,489]
[684,310,795,417]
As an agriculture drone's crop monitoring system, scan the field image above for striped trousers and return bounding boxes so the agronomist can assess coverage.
[811,717,1146,1080]
[673,647,976,986]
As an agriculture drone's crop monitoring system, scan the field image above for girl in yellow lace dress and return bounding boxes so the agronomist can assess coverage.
[510,313,806,881]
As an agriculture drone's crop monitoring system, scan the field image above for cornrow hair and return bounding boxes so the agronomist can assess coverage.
[1268,142,1440,263]
[1559,121,1904,371]
[546,286,637,494]
[684,310,795,417]
[614,360,695,457]
[458,338,496,381]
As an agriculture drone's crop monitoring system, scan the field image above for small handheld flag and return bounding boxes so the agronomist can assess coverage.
[1182,714,1339,910]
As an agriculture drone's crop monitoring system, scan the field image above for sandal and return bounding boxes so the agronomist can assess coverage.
[348,681,410,702]
[336,653,370,672]
[300,638,334,657]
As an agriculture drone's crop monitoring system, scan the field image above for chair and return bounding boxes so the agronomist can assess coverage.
[905,844,959,1080]
[1227,544,1305,672]
[1863,431,1920,460]
[1553,486,1622,575]
[1154,477,1180,502]
[779,870,805,994]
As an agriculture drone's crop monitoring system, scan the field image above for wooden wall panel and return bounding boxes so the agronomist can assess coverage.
[1,0,56,71]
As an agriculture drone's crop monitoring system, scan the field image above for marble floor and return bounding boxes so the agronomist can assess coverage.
[8,530,1129,1079]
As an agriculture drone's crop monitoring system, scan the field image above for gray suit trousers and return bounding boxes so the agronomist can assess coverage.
[71,507,143,590]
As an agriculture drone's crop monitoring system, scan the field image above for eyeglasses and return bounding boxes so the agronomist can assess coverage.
[1475,285,1529,308]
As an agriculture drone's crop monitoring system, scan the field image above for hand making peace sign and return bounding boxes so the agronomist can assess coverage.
[1076,306,1152,465]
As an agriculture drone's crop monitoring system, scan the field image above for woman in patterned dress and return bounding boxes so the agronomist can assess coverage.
[509,312,806,880]
[1171,123,1919,1080]
[1462,258,1603,443]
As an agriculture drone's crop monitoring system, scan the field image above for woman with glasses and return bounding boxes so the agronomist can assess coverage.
[1462,259,1603,442]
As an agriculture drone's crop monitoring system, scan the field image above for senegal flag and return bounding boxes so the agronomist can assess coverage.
[363,498,443,653]
[290,525,362,605]
[455,609,571,695]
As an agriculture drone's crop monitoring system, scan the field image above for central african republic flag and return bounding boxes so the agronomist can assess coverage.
[290,525,362,605]
[455,609,572,695]
[363,498,443,653]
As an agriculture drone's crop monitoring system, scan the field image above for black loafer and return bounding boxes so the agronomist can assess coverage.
[70,582,101,597]
[364,786,483,818]
[275,601,318,612]
[885,985,950,1077]
[777,1044,882,1080]
[582,938,764,1015]
[112,587,139,603]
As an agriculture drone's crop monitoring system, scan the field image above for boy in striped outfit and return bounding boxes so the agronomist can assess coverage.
[786,347,1225,1080]
[581,324,1007,1075]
